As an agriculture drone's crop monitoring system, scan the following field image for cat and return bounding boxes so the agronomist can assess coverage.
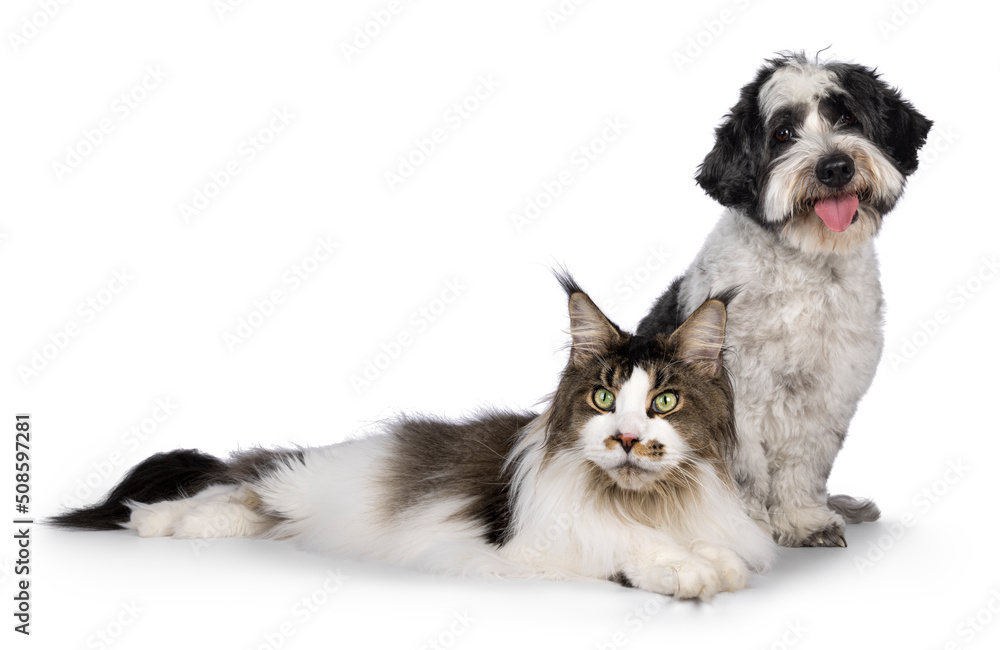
[51,275,775,599]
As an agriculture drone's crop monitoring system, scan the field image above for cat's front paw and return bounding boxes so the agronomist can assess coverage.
[770,505,846,548]
[630,556,725,600]
[690,542,749,592]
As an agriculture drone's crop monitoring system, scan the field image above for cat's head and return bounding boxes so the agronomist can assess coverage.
[547,275,735,493]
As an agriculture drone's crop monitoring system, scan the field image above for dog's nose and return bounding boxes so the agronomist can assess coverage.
[815,154,855,188]
[613,432,639,453]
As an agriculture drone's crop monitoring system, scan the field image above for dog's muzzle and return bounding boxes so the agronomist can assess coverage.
[810,154,860,232]
[816,154,855,188]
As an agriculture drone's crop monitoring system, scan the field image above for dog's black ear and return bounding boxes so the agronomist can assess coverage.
[830,63,932,177]
[880,86,932,175]
[695,71,768,209]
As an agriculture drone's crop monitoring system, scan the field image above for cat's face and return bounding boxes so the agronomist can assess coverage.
[547,287,734,492]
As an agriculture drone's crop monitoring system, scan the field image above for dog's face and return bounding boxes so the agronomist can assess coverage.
[696,54,932,254]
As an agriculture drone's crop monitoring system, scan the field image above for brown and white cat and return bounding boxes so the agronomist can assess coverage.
[51,275,775,599]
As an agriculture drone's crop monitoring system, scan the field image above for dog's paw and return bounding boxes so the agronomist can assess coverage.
[800,523,847,548]
[771,505,846,548]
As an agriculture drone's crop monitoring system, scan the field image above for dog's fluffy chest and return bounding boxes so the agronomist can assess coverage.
[683,211,885,432]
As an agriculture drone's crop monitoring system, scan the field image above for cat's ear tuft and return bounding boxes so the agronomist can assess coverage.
[670,298,727,378]
[567,292,622,364]
[554,269,624,363]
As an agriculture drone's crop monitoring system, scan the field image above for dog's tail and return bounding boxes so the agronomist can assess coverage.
[48,449,230,530]
[828,494,881,524]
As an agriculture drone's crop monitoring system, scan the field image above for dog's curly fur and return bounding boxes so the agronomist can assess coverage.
[638,53,931,547]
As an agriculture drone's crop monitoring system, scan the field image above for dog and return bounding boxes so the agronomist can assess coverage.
[636,53,931,547]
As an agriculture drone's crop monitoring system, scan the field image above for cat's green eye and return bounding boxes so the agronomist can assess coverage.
[592,387,616,411]
[652,391,678,414]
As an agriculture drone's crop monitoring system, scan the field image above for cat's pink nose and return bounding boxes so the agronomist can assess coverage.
[613,432,639,453]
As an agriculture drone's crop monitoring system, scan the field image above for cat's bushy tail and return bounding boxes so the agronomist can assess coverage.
[828,494,881,524]
[48,449,229,530]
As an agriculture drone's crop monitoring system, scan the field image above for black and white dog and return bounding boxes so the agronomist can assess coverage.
[637,53,931,547]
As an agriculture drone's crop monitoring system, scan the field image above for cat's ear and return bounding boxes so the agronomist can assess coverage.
[554,269,624,364]
[567,292,623,364]
[669,298,727,378]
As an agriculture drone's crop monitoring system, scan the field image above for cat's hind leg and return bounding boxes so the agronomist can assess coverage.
[126,498,192,537]
[126,485,268,539]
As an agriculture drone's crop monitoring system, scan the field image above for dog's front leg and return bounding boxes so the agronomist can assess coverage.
[766,431,846,547]
[732,429,773,536]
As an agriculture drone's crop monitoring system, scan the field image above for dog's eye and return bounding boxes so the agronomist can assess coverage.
[774,127,793,142]
[839,112,857,126]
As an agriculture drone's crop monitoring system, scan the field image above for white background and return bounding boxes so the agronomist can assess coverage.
[3,1,998,648]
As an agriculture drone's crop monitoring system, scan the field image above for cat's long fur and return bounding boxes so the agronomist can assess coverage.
[51,277,775,599]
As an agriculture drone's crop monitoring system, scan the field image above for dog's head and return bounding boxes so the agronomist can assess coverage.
[696,53,932,254]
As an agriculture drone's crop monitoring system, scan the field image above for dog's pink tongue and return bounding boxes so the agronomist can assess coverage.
[813,195,859,232]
